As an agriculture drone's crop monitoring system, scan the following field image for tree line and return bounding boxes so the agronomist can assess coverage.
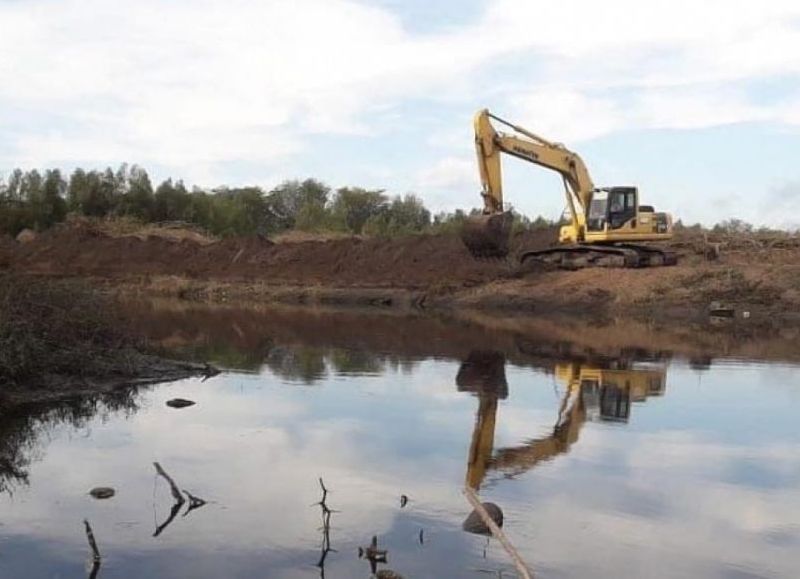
[0,164,555,238]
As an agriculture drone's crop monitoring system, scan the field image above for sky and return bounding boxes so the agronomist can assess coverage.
[1,0,799,227]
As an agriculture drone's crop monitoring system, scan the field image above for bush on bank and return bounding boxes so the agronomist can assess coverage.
[0,277,137,386]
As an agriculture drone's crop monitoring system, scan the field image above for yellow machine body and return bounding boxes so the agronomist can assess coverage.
[463,109,674,264]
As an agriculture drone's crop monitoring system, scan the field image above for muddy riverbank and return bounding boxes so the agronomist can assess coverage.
[2,222,799,324]
[0,276,212,411]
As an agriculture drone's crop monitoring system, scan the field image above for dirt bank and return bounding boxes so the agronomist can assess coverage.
[0,275,214,411]
[0,356,212,411]
[2,222,799,323]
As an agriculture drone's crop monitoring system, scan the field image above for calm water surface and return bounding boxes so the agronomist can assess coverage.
[1,304,800,578]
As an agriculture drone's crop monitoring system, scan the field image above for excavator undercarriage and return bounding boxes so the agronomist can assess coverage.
[520,243,678,269]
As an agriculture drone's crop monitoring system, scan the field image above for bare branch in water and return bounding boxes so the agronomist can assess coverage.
[83,519,101,562]
[154,462,185,506]
[315,477,337,578]
[152,462,207,536]
[83,519,101,579]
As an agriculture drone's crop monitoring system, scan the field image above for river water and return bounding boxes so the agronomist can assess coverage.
[1,303,800,579]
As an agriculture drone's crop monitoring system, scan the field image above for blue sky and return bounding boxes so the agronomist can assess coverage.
[1,0,799,226]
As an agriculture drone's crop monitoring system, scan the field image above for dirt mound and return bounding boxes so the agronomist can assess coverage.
[5,222,800,323]
[0,235,16,268]
[3,225,560,289]
[65,216,217,245]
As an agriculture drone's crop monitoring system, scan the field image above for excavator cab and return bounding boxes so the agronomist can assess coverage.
[589,186,674,236]
[587,187,638,232]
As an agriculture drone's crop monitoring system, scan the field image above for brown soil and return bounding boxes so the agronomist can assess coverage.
[0,223,555,287]
[2,222,799,323]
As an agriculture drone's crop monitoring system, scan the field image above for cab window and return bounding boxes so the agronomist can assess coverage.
[608,189,637,229]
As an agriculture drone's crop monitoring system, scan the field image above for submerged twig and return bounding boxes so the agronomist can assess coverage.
[154,501,183,538]
[315,477,337,578]
[154,462,185,506]
[152,462,207,536]
[463,487,533,579]
[83,519,101,562]
[183,489,208,517]
[83,519,102,579]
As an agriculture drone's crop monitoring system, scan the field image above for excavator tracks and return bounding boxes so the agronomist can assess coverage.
[520,244,676,269]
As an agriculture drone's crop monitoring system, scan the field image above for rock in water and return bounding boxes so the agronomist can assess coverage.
[89,487,115,499]
[166,398,196,409]
[462,501,503,535]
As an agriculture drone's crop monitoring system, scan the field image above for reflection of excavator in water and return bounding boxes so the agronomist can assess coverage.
[461,110,676,267]
[457,351,666,490]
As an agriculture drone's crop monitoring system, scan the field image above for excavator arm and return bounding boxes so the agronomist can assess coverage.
[466,380,586,488]
[474,109,595,238]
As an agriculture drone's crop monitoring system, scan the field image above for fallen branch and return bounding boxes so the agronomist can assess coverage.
[154,501,183,538]
[315,477,337,578]
[83,519,101,562]
[83,519,102,579]
[152,462,207,537]
[154,462,185,506]
[183,490,207,517]
[463,487,533,579]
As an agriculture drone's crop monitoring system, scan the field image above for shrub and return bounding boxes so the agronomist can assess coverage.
[0,277,135,385]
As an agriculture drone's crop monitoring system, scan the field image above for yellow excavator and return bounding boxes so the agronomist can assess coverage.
[457,352,666,490]
[461,109,676,267]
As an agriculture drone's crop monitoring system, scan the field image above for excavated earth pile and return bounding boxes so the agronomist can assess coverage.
[2,222,799,324]
[0,225,557,289]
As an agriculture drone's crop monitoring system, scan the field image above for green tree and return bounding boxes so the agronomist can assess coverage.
[120,165,154,220]
[431,209,468,235]
[0,172,29,236]
[37,169,68,228]
[67,168,115,217]
[363,194,430,236]
[330,187,387,234]
[266,178,330,230]
[153,179,191,222]
[713,218,753,235]
[5,169,23,201]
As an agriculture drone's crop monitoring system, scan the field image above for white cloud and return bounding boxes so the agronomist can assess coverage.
[0,0,799,214]
[507,85,778,146]
[415,156,474,190]
[509,89,625,143]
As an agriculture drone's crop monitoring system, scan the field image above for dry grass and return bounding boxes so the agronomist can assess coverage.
[0,276,140,385]
[270,230,362,244]
[66,215,217,245]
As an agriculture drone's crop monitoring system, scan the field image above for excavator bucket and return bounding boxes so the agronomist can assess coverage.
[460,211,514,258]
[456,351,508,399]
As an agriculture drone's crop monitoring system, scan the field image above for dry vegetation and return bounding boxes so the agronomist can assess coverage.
[0,276,139,386]
[66,215,218,245]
